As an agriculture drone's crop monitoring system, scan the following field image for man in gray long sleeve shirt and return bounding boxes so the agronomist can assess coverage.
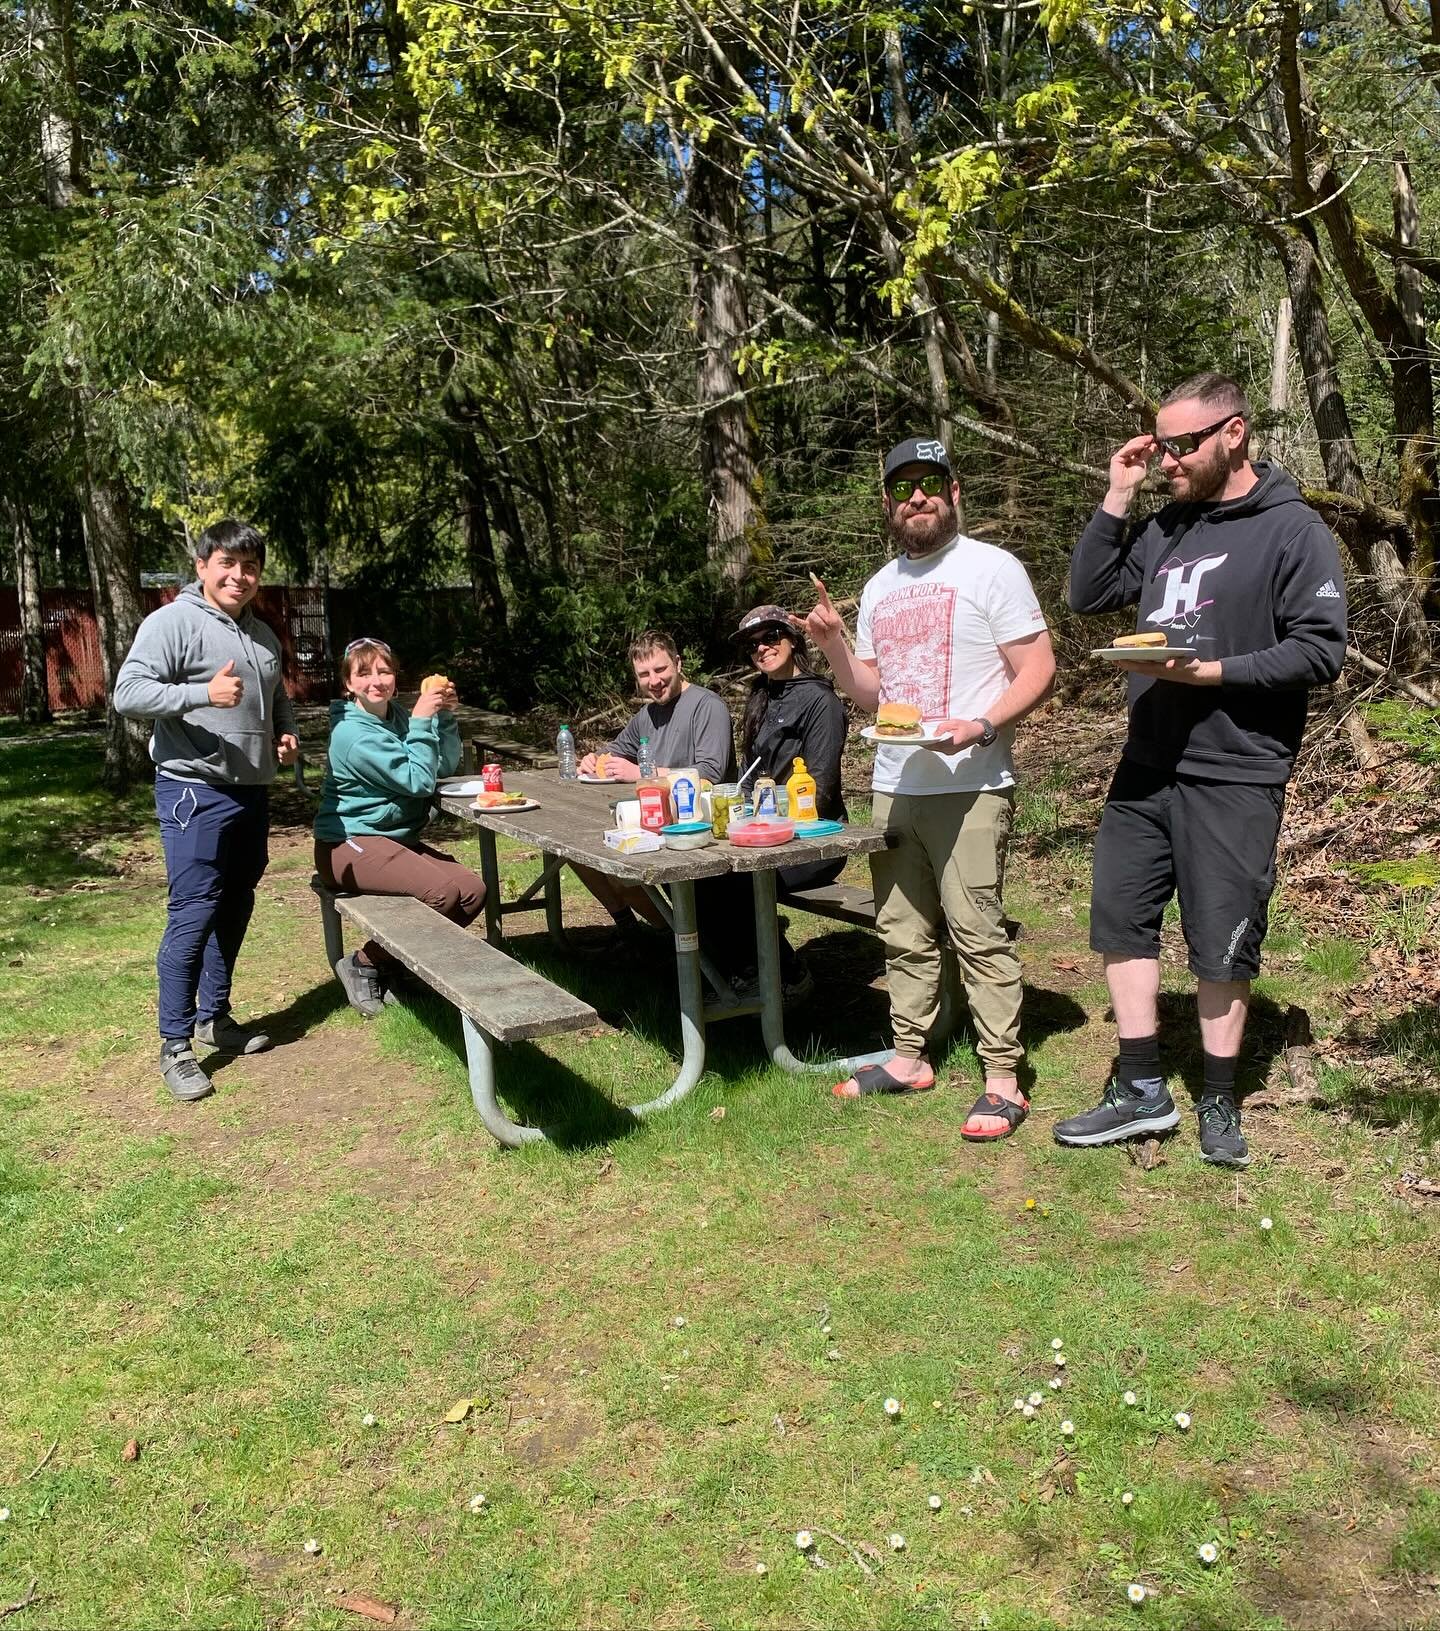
[114,519,300,1102]
[1056,372,1345,1170]
[578,630,737,783]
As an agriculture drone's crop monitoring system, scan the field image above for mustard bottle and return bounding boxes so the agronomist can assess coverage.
[786,757,818,822]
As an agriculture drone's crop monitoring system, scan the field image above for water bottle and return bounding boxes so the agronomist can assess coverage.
[637,735,656,778]
[556,723,577,781]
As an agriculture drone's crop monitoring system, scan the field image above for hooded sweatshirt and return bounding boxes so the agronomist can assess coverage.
[744,671,848,821]
[313,698,463,845]
[114,582,297,785]
[1068,462,1346,784]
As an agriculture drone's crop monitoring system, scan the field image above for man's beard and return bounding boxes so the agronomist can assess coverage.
[1169,440,1231,504]
[887,498,957,556]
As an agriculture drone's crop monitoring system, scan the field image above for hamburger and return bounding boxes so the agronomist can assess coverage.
[874,701,924,738]
[1113,631,1167,649]
[420,673,451,693]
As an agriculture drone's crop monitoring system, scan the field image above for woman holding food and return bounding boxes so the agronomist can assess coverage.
[314,641,484,1017]
[709,605,850,998]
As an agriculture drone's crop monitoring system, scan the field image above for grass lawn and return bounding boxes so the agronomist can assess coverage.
[1,723,1438,1629]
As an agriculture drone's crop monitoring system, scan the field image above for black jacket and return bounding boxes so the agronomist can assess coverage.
[744,672,848,820]
[1068,462,1346,785]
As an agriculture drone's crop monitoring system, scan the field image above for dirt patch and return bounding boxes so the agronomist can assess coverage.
[1248,1509,1440,1630]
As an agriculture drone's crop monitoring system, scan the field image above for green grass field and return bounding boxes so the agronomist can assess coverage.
[1,724,1437,1629]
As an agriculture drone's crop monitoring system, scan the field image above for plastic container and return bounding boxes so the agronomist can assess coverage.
[667,767,702,824]
[728,816,796,848]
[793,818,845,839]
[661,821,714,851]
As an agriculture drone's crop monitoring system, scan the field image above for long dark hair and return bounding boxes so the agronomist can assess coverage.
[741,627,816,767]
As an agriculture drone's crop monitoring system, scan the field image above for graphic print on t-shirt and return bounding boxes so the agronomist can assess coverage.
[1145,552,1229,632]
[871,583,955,717]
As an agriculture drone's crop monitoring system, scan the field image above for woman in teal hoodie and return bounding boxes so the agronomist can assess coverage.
[314,639,484,1016]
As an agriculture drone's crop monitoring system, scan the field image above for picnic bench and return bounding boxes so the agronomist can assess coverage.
[779,877,1023,942]
[311,878,597,1147]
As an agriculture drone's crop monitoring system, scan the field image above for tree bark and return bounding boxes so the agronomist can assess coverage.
[688,91,762,602]
[1267,296,1292,467]
[9,501,51,724]
[454,431,508,639]
[78,456,149,788]
[1391,150,1437,586]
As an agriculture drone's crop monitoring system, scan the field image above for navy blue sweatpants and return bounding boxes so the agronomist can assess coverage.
[155,778,270,1040]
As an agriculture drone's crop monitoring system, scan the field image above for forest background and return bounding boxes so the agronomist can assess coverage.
[3,0,1439,789]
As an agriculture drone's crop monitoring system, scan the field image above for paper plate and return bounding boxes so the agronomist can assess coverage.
[1091,646,1196,663]
[859,724,956,746]
[577,773,623,784]
[470,796,540,813]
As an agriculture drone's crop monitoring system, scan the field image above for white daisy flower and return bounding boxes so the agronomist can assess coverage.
[1123,1391,1137,1407]
[302,1538,322,1556]
[1027,1391,1044,1407]
[795,1530,814,1551]
[883,1397,902,1417]
[755,1562,768,1576]
[928,1494,943,1511]
[1173,1411,1191,1431]
[1054,1354,1067,1368]
[467,1493,488,1512]
[1060,1420,1075,1436]
[1022,1403,1036,1419]
[1012,1398,1025,1412]
[1198,1541,1219,1565]
[1049,1377,1063,1391]
[1127,1582,1147,1604]
[1051,1337,1064,1351]
[888,1533,906,1551]
[673,1315,687,1328]
[0,1509,10,1522]
[1260,1217,1273,1231]
[1121,1491,1135,1507]
[361,1412,378,1427]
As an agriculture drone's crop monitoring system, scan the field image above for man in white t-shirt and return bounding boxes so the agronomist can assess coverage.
[796,436,1055,1137]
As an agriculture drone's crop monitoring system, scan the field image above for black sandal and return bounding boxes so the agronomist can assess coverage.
[960,1090,1030,1141]
[832,1062,936,1098]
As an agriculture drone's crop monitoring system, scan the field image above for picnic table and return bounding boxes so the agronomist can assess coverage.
[439,769,893,1143]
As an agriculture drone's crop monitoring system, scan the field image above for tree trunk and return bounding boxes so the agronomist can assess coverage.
[454,432,508,640]
[78,460,149,789]
[9,500,51,724]
[1279,230,1431,670]
[689,104,762,601]
[1391,150,1437,587]
[1267,296,1293,468]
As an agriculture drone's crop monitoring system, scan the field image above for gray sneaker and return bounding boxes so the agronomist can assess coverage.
[1054,1078,1180,1147]
[160,1041,214,1103]
[335,952,385,1018]
[196,1015,271,1055]
[1197,1095,1251,1168]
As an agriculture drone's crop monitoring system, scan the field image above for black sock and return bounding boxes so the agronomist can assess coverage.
[1117,1035,1164,1097]
[1203,1052,1238,1102]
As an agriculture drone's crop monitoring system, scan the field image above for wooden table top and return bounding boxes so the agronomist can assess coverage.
[439,769,889,885]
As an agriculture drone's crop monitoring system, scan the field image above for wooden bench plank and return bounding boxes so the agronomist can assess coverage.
[778,881,877,928]
[332,893,595,1043]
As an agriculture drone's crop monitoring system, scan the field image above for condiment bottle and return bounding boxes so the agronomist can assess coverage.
[753,775,779,817]
[786,757,818,821]
[668,766,701,824]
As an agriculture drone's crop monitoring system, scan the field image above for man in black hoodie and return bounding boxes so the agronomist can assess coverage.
[1057,373,1346,1167]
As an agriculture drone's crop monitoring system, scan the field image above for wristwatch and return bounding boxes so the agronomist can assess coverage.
[975,717,998,747]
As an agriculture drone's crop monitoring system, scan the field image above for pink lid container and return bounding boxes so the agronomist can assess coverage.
[727,817,796,847]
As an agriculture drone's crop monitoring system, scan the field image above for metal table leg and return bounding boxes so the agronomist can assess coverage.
[461,1013,548,1147]
[543,850,567,947]
[627,878,708,1117]
[478,828,503,944]
[642,884,740,1006]
[752,868,892,1076]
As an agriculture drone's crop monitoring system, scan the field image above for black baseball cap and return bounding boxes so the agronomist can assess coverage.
[882,436,952,484]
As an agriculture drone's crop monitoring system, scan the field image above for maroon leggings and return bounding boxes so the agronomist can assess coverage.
[315,836,486,968]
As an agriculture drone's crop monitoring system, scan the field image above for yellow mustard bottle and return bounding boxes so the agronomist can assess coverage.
[786,756,818,822]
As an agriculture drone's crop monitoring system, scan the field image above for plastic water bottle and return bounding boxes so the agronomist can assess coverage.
[556,723,577,781]
[637,735,656,778]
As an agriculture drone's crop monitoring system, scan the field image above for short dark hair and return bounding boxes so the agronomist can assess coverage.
[628,630,680,665]
[1161,372,1251,423]
[195,518,267,567]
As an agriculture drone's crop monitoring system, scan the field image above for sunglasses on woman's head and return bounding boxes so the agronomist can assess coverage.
[886,471,948,504]
[343,637,393,656]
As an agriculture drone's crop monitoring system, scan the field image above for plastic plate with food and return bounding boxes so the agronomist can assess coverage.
[858,723,958,747]
[1091,646,1196,663]
[577,772,623,784]
[471,792,540,813]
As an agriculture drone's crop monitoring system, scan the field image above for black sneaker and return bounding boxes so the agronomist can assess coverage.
[160,1040,214,1103]
[1053,1078,1180,1147]
[335,952,385,1018]
[1196,1095,1250,1168]
[196,1015,271,1054]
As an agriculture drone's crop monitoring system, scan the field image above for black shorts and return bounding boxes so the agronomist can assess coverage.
[1090,761,1286,981]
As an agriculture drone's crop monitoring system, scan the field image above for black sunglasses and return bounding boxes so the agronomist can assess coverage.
[746,627,791,651]
[1154,414,1241,459]
[886,471,948,504]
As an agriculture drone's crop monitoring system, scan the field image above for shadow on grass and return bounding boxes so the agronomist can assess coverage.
[203,980,351,1084]
[1328,1002,1440,1142]
[398,988,638,1150]
[1137,990,1293,1107]
[0,733,154,890]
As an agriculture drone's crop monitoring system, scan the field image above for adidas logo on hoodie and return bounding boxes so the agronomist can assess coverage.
[1315,579,1341,599]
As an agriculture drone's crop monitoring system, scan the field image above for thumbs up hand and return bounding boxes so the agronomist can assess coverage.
[208,659,245,708]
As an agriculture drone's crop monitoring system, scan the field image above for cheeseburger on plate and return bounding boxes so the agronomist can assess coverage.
[874,701,924,739]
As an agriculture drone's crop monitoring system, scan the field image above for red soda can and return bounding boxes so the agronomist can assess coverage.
[481,763,504,792]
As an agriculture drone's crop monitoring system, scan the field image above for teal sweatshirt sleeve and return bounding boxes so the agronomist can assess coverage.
[337,709,443,799]
[438,712,463,777]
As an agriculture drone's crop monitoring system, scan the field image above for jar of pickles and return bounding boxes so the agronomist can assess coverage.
[709,783,739,838]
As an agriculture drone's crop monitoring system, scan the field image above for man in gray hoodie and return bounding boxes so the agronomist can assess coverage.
[115,520,300,1101]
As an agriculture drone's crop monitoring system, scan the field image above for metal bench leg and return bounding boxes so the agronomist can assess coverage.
[543,850,568,947]
[478,829,504,944]
[461,1013,547,1147]
[752,868,891,1077]
[628,878,707,1117]
[318,889,345,969]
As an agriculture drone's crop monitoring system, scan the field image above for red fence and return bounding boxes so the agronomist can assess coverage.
[0,587,335,715]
